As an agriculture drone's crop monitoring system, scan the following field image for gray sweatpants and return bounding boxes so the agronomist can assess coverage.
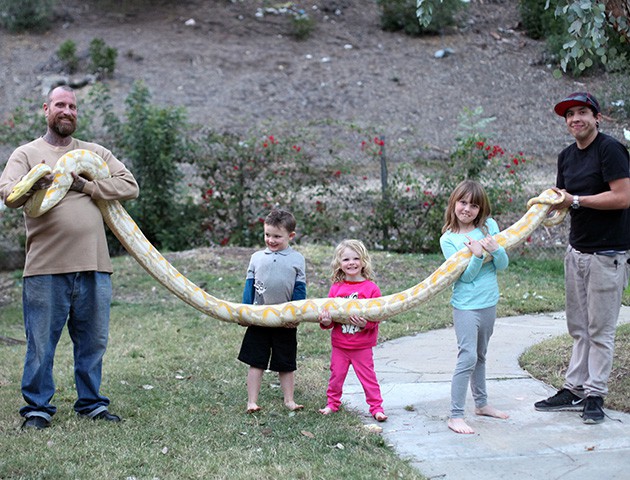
[563,247,630,397]
[450,306,496,419]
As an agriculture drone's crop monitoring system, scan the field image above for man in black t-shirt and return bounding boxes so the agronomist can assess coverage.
[534,92,630,424]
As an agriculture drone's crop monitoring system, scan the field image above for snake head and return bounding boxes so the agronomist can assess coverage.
[6,163,53,203]
[526,188,568,227]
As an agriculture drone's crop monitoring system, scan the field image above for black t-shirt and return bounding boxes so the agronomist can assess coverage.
[556,132,630,252]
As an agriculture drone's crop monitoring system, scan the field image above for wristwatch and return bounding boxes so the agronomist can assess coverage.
[571,194,580,209]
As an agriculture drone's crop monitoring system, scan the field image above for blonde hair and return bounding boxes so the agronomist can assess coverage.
[330,239,375,284]
[441,180,491,234]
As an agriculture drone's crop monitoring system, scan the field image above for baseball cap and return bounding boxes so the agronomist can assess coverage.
[554,92,601,117]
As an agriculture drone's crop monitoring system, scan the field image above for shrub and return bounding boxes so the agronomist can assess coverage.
[57,39,78,73]
[99,81,202,251]
[88,38,118,76]
[291,12,315,40]
[521,0,630,76]
[193,131,340,247]
[254,3,316,40]
[363,109,529,253]
[379,0,467,35]
[0,0,54,32]
[0,101,46,146]
[519,0,565,40]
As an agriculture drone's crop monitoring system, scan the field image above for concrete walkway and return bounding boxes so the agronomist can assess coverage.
[343,307,630,480]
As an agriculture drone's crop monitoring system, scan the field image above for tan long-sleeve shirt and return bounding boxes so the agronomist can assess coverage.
[0,137,139,276]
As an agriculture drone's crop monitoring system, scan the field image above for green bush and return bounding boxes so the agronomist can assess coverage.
[99,81,202,251]
[0,93,531,257]
[88,37,118,76]
[57,39,78,73]
[0,0,54,32]
[378,0,466,35]
[519,0,565,40]
[521,0,630,76]
[193,131,340,247]
[363,109,529,252]
[0,101,46,146]
[291,12,315,40]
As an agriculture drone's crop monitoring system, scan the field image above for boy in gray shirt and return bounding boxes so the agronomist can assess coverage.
[237,209,307,413]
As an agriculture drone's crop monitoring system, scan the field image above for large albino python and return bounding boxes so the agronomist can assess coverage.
[7,149,566,327]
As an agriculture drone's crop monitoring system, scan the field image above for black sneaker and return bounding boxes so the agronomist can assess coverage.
[21,416,51,430]
[581,396,605,424]
[78,410,121,422]
[534,388,584,411]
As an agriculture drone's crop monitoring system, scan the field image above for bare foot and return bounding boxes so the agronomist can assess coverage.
[475,405,509,419]
[448,418,475,434]
[319,407,334,415]
[373,412,388,422]
[285,401,304,411]
[246,404,261,414]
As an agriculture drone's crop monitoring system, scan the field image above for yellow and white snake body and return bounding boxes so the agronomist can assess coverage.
[8,149,566,327]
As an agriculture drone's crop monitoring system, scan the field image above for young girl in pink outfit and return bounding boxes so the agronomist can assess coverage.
[318,239,387,422]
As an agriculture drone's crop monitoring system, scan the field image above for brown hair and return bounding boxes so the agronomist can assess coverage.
[441,180,491,234]
[264,209,296,234]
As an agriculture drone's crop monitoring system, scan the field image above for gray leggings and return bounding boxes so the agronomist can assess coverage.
[450,306,496,418]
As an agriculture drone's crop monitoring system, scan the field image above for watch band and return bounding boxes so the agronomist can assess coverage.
[571,194,580,209]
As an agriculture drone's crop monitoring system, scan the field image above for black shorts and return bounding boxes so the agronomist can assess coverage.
[238,325,297,372]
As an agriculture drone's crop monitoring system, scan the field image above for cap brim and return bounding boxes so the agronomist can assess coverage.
[554,99,592,117]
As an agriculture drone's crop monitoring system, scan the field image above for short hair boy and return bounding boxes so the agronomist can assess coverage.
[237,209,307,412]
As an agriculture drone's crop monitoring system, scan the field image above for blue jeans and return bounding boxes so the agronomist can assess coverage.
[20,272,112,420]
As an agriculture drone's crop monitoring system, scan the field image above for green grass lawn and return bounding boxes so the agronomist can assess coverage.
[0,245,627,479]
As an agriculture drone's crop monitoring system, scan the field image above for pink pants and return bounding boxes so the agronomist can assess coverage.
[325,346,384,416]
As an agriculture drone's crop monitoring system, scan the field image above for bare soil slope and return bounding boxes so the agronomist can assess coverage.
[0,0,622,166]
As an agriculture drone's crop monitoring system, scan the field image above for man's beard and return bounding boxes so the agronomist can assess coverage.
[51,118,76,137]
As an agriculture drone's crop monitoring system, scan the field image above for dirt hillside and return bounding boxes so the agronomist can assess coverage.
[1,0,623,168]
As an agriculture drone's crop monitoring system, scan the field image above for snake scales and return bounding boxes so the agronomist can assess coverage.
[8,149,566,327]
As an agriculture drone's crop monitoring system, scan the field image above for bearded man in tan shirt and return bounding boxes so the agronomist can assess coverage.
[0,85,139,429]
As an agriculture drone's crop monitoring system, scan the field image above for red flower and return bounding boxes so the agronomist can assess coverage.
[334,170,341,177]
[220,237,230,246]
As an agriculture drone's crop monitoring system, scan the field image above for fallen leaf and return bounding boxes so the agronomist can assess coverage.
[301,430,315,438]
[364,424,383,433]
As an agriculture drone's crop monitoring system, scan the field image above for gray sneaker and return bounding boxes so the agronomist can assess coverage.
[534,388,584,411]
[581,396,605,424]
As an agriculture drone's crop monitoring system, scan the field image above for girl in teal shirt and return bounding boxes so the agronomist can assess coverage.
[440,180,509,434]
